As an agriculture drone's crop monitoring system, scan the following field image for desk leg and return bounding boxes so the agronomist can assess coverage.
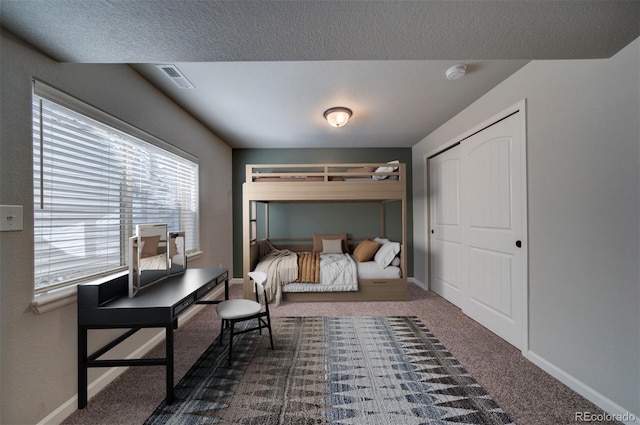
[166,324,174,405]
[78,326,88,409]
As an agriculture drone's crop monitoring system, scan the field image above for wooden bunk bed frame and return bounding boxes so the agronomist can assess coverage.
[242,162,407,302]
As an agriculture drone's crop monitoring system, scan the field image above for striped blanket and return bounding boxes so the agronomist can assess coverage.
[296,252,320,283]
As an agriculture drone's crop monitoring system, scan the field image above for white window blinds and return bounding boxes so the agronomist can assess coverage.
[32,82,199,293]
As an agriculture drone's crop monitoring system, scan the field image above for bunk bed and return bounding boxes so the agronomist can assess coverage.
[242,162,407,303]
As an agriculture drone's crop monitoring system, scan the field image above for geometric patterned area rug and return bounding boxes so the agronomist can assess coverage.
[145,316,514,424]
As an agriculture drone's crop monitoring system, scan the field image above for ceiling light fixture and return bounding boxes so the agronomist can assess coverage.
[445,64,467,81]
[323,107,352,128]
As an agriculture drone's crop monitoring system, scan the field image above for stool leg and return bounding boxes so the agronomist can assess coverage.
[228,322,234,366]
[267,316,274,350]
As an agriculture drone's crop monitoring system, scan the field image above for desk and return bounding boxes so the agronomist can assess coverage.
[77,268,228,409]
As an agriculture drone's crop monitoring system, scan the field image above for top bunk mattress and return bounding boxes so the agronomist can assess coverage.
[244,163,406,203]
[246,162,403,183]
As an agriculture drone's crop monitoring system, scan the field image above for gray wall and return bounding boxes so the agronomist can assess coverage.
[412,38,639,417]
[265,202,403,242]
[0,31,233,425]
[232,148,412,278]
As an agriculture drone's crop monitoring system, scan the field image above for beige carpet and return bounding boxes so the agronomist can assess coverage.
[63,283,620,425]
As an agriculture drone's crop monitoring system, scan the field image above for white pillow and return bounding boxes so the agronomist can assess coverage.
[374,241,400,268]
[391,256,400,266]
[373,160,400,180]
[322,238,343,254]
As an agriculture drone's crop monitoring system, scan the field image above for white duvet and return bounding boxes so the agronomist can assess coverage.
[255,251,358,303]
[317,253,357,286]
[282,253,358,293]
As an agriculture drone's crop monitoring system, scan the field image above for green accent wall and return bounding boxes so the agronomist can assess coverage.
[232,148,413,278]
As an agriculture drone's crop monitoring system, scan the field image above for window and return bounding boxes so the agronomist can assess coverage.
[32,82,199,293]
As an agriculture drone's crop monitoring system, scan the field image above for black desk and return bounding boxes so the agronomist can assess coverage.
[77,268,228,409]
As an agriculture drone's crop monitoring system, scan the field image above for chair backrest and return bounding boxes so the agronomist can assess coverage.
[248,271,269,305]
[248,271,267,286]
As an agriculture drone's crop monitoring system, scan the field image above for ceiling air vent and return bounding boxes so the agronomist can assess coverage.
[155,64,195,89]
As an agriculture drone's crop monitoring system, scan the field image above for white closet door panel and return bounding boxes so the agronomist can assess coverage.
[468,247,513,318]
[432,239,461,294]
[461,112,524,350]
[468,138,512,230]
[429,145,463,306]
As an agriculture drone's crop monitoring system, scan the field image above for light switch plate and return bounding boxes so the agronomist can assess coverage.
[0,205,23,231]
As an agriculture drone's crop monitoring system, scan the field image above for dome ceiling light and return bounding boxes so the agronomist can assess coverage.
[323,107,352,128]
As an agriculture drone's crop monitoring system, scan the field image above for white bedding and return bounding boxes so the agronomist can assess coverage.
[356,261,401,279]
[255,245,401,297]
[281,254,403,293]
[282,253,357,293]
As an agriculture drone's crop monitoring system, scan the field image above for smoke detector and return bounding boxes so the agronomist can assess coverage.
[155,64,195,89]
[445,64,467,81]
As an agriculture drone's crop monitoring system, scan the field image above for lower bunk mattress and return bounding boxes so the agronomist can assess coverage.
[281,257,401,293]
[254,247,404,304]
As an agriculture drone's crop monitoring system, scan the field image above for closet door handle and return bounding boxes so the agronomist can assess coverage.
[515,240,522,248]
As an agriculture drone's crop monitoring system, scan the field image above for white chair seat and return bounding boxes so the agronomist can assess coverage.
[217,271,273,365]
[216,299,261,320]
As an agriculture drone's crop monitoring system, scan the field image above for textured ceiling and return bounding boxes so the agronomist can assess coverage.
[2,1,638,148]
[2,0,638,62]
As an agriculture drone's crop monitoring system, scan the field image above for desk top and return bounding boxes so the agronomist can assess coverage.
[78,268,228,327]
[108,268,227,309]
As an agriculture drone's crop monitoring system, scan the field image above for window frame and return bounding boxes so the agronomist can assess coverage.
[31,80,200,299]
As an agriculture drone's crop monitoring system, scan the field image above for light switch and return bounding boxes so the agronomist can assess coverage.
[0,205,23,231]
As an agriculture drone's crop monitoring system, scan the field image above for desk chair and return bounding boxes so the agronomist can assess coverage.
[216,271,274,365]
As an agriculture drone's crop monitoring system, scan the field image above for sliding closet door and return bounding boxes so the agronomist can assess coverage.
[429,145,463,307]
[460,112,525,350]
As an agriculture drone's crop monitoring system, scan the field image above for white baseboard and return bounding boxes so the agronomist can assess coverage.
[408,277,427,291]
[40,283,227,425]
[412,277,637,423]
[527,351,639,425]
